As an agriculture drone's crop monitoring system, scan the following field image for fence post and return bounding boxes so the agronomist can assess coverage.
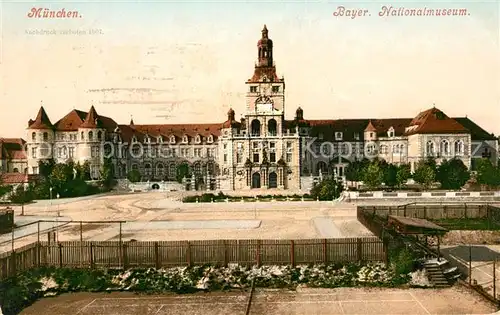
[383,238,389,264]
[494,259,497,299]
[443,205,447,219]
[224,240,229,267]
[90,242,94,269]
[423,206,427,219]
[58,243,63,268]
[10,250,16,276]
[464,203,468,219]
[186,241,192,267]
[36,241,41,267]
[290,240,295,267]
[357,238,363,261]
[323,239,328,263]
[469,245,472,285]
[155,242,160,269]
[123,243,128,269]
[256,240,261,267]
[37,221,40,243]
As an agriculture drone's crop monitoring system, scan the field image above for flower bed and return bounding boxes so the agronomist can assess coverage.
[0,262,429,315]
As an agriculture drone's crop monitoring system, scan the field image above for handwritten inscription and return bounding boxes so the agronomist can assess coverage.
[333,5,469,18]
[27,8,82,18]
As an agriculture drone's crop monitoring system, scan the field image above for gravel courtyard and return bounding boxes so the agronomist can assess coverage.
[3,192,374,251]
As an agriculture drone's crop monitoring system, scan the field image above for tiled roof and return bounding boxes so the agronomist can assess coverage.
[28,106,53,130]
[248,66,282,83]
[128,123,222,143]
[80,106,102,129]
[53,108,118,132]
[453,117,497,140]
[405,107,468,135]
[0,173,28,184]
[0,138,26,160]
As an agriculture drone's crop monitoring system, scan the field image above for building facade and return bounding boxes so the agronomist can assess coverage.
[3,25,498,191]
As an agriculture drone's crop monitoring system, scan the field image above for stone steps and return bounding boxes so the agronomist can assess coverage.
[424,259,461,288]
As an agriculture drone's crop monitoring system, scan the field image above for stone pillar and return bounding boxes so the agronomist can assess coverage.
[262,168,267,189]
[191,173,196,191]
[278,168,284,189]
[206,173,211,191]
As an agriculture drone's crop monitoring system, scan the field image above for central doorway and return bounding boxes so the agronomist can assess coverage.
[252,172,261,189]
[268,172,278,188]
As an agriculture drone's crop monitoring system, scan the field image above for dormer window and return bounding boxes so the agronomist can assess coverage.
[170,135,176,144]
[318,133,324,140]
[335,132,343,141]
[207,135,213,143]
[354,132,360,140]
[132,136,137,143]
[387,127,395,138]
[144,136,150,143]
[182,135,189,143]
[195,135,201,144]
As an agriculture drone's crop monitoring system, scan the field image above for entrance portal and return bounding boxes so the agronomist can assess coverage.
[268,172,278,188]
[251,172,261,189]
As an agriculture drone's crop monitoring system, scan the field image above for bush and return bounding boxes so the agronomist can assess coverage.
[0,262,412,314]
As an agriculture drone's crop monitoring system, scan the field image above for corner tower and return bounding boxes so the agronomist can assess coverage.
[245,25,285,115]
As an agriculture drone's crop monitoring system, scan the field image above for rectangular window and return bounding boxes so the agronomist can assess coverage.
[40,147,49,158]
[253,153,259,163]
[223,154,227,163]
[68,147,75,158]
[272,86,279,93]
[269,142,275,149]
[253,142,259,149]
[32,166,38,174]
[236,153,242,163]
[354,133,360,140]
[250,86,257,93]
[31,147,37,158]
[91,146,100,158]
[286,153,292,163]
[335,132,343,140]
[270,152,276,163]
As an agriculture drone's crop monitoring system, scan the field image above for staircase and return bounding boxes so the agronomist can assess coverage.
[424,258,461,288]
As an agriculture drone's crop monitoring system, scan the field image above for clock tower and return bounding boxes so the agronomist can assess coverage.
[245,25,285,116]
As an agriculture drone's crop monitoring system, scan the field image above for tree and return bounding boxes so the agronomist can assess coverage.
[0,177,12,198]
[345,158,370,182]
[127,169,141,183]
[49,163,73,196]
[363,160,384,189]
[384,164,398,188]
[396,164,411,187]
[100,158,116,188]
[310,176,343,200]
[436,159,470,190]
[38,159,56,178]
[176,163,191,183]
[413,160,436,189]
[476,158,500,188]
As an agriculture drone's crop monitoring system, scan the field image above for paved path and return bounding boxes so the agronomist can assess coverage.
[312,217,344,238]
[123,220,262,230]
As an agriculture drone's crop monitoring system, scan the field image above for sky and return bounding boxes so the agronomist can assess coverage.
[0,0,499,138]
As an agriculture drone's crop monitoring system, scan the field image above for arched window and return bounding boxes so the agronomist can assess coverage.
[88,131,93,140]
[13,168,19,173]
[43,132,48,141]
[156,163,164,177]
[426,141,435,156]
[251,119,261,137]
[195,135,201,143]
[168,162,176,179]
[380,145,388,154]
[170,135,176,144]
[193,162,202,176]
[97,131,102,141]
[440,139,450,156]
[31,132,36,141]
[144,163,152,176]
[454,140,464,156]
[267,119,277,136]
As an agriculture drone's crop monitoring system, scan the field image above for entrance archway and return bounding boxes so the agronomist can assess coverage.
[268,172,278,188]
[252,172,261,189]
[151,183,160,190]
